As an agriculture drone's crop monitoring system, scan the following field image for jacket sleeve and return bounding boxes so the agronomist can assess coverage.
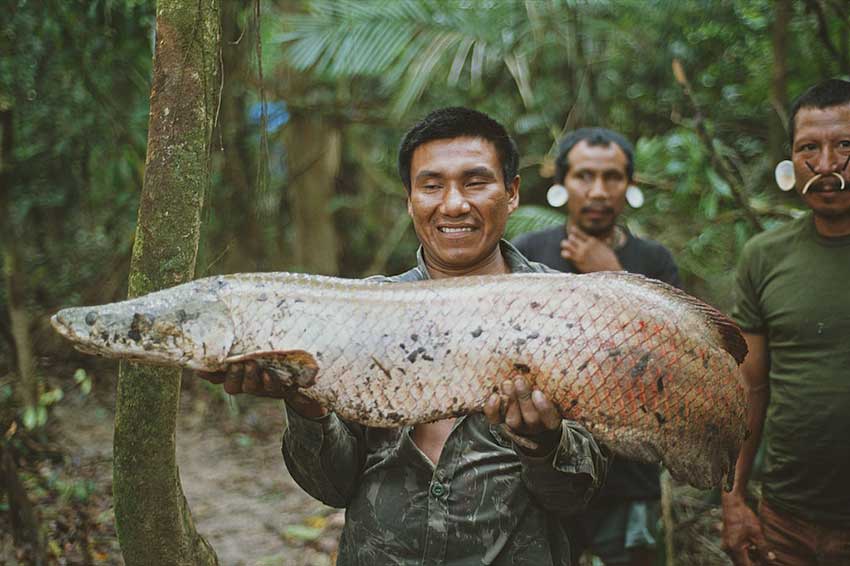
[515,420,608,516]
[281,404,367,508]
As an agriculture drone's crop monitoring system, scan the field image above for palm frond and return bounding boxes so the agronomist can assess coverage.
[505,205,565,241]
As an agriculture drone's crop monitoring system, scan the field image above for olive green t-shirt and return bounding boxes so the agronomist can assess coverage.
[732,214,850,526]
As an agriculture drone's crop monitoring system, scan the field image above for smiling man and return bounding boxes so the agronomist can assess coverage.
[201,107,607,565]
[513,128,679,566]
[721,79,850,566]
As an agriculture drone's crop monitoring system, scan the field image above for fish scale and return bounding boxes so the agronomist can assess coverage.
[51,270,747,489]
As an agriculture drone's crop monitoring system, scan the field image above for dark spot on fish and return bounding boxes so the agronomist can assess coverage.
[258,293,268,301]
[561,369,568,376]
[639,404,648,413]
[513,324,522,331]
[276,299,286,308]
[397,368,406,375]
[530,301,541,309]
[385,411,401,422]
[399,343,407,351]
[702,356,710,369]
[527,332,539,340]
[607,348,621,358]
[100,331,109,342]
[316,351,323,360]
[514,338,526,348]
[513,363,531,374]
[294,299,304,303]
[471,327,483,338]
[127,329,141,343]
[406,347,426,363]
[445,349,451,355]
[630,353,651,379]
[452,396,458,404]
[686,348,695,356]
[565,322,574,328]
[370,357,393,380]
[656,375,665,394]
[577,361,589,372]
[679,404,687,418]
[654,411,667,426]
[570,399,579,408]
[411,334,419,342]
[422,353,434,362]
[545,336,552,344]
[444,331,450,336]
[85,311,98,326]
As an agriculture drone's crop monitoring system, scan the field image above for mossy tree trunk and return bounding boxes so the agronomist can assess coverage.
[113,1,220,565]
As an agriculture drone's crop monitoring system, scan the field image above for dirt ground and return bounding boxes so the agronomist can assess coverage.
[2,377,733,565]
[35,383,343,566]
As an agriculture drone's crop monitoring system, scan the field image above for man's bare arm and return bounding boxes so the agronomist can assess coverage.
[721,332,773,565]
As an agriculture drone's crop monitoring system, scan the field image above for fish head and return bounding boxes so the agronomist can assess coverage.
[50,287,235,370]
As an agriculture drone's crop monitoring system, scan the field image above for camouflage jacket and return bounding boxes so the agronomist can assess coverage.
[282,241,608,565]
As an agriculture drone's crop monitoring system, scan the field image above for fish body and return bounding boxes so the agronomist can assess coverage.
[51,271,748,489]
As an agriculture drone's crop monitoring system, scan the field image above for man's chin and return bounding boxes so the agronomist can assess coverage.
[579,222,615,238]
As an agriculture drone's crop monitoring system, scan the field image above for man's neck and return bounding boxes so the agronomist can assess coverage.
[425,247,510,279]
[813,214,850,238]
[567,222,626,249]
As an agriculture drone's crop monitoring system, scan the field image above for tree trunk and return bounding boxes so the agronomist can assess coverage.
[769,0,791,160]
[286,113,341,275]
[0,440,45,565]
[112,1,220,565]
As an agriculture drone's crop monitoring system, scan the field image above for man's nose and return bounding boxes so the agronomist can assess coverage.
[814,147,840,173]
[440,184,470,215]
[587,176,607,199]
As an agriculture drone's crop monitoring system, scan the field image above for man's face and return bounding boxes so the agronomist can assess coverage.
[407,136,519,273]
[563,140,629,237]
[791,104,850,219]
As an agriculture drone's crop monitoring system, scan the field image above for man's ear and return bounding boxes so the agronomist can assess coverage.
[406,195,413,218]
[507,175,520,214]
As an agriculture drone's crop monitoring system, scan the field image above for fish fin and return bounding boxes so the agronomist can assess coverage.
[224,349,319,387]
[607,272,748,365]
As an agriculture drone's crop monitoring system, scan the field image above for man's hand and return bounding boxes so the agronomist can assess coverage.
[721,491,774,565]
[197,361,327,418]
[484,377,562,455]
[561,225,623,273]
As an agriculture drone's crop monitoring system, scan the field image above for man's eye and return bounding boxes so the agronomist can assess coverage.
[798,143,817,152]
[838,140,850,149]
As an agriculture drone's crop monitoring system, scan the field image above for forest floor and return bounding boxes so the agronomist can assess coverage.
[0,378,342,566]
[0,375,734,566]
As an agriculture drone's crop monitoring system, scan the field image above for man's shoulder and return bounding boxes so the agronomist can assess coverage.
[368,266,425,284]
[512,225,564,249]
[740,216,808,262]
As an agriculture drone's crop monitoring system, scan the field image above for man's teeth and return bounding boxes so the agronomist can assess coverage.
[440,227,474,233]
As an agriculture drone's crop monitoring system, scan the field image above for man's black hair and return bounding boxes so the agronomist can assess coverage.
[397,107,519,193]
[554,127,635,183]
[788,78,850,148]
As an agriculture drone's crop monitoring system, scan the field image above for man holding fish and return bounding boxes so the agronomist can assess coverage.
[201,107,609,565]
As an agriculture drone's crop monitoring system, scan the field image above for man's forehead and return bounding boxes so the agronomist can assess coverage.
[794,103,850,137]
[568,140,627,169]
[411,136,501,169]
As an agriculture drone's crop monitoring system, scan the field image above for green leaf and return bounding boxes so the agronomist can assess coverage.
[505,205,565,241]
[282,524,324,541]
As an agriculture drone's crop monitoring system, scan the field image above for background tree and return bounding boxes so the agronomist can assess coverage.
[112,1,221,564]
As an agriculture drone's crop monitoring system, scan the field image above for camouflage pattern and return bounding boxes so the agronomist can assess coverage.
[282,242,608,565]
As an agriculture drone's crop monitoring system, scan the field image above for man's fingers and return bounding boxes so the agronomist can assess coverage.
[501,380,522,430]
[514,378,540,429]
[199,371,226,384]
[223,364,244,395]
[243,368,261,394]
[532,390,562,430]
[483,393,501,424]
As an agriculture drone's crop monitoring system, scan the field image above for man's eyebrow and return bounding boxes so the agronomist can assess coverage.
[464,166,497,177]
[414,170,443,182]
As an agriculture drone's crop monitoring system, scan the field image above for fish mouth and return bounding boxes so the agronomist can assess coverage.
[50,313,72,339]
